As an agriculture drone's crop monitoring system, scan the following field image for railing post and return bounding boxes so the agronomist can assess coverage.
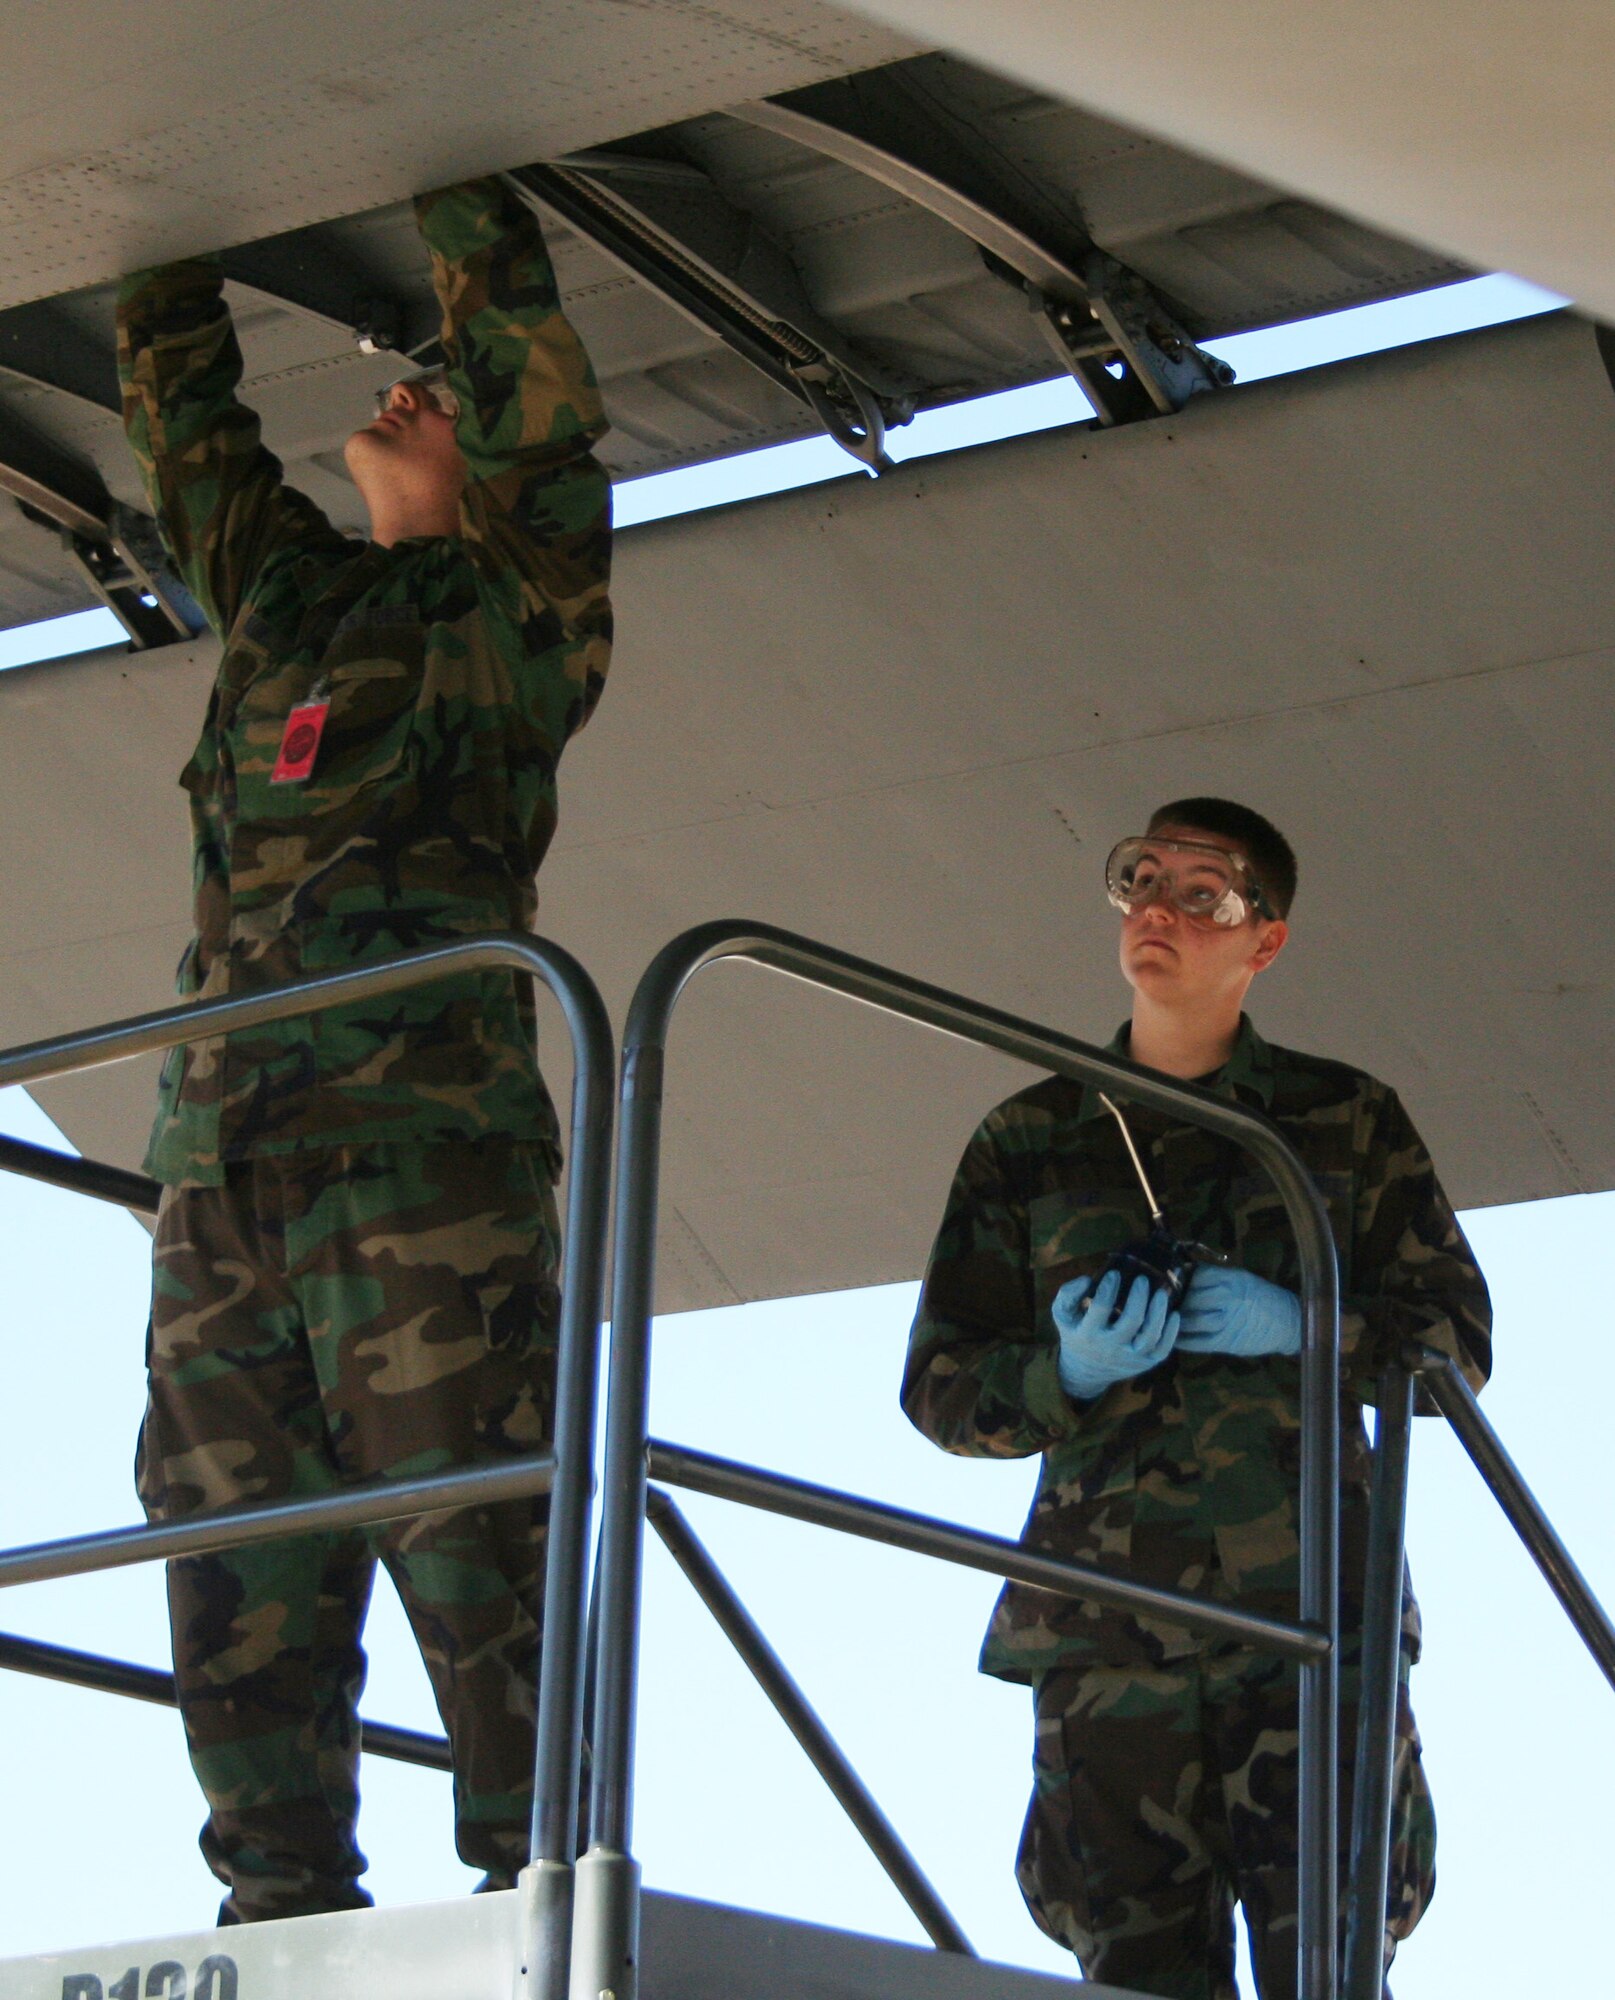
[516,954,616,2000]
[570,1036,667,2000]
[1290,1183,1340,2000]
[1343,1361,1415,2000]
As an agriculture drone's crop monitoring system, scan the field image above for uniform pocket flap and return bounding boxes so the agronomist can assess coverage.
[329,655,414,682]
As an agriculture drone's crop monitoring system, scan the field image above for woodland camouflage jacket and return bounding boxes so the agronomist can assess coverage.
[903,1017,1492,1677]
[117,177,611,1185]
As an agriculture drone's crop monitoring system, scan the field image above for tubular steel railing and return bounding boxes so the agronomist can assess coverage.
[0,935,613,2000]
[579,920,1343,2000]
[1341,1348,1615,2000]
[0,1131,161,1213]
[1409,1346,1615,1689]
[6,924,1609,2000]
[0,1627,453,1771]
[645,1439,1327,1660]
[1342,1363,1417,2000]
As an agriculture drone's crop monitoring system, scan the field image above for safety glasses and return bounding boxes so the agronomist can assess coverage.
[1105,835,1274,927]
[373,365,460,421]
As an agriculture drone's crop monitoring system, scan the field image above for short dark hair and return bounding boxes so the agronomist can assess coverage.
[1146,796,1297,918]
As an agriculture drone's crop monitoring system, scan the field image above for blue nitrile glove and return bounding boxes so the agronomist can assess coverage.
[1177,1264,1302,1358]
[1052,1268,1181,1401]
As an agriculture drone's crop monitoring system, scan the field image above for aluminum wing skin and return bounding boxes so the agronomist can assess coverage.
[0,32,1471,636]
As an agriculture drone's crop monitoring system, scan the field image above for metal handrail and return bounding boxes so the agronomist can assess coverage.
[1342,1362,1417,2000]
[0,1628,452,1772]
[0,1132,160,1213]
[0,933,614,2000]
[1410,1345,1615,1685]
[579,920,1341,2000]
[1344,1344,1615,1999]
[646,1439,1327,1661]
[12,926,1608,2000]
[0,1448,558,1587]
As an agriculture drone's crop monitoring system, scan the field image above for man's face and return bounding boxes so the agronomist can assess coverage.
[342,377,466,515]
[1116,823,1288,1007]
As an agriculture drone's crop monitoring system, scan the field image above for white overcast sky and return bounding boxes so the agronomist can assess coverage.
[2,272,1609,1997]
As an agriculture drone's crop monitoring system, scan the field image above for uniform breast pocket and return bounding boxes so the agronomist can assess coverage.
[234,614,425,819]
[301,654,421,806]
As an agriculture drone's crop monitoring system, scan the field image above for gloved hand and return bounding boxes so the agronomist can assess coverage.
[1177,1264,1302,1358]
[1053,1268,1180,1401]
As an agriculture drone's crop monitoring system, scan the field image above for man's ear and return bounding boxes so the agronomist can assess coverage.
[1249,919,1289,974]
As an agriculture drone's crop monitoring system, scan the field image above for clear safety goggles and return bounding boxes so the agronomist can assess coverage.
[373,365,460,421]
[1105,835,1274,927]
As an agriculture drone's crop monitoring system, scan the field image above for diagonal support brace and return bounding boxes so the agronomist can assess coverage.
[511,162,902,473]
[645,1484,972,1953]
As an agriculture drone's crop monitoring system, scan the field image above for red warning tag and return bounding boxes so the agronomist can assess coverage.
[270,699,331,784]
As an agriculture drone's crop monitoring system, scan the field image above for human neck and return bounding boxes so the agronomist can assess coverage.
[1126,991,1245,1080]
[364,490,460,548]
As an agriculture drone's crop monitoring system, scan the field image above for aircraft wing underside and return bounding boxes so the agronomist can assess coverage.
[0,20,1468,639]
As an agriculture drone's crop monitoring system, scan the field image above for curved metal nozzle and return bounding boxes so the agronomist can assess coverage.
[1098,1091,1165,1223]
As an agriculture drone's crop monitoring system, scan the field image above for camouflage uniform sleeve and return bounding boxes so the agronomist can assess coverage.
[116,258,343,637]
[902,1111,1080,1457]
[414,177,612,748]
[1344,1083,1493,1399]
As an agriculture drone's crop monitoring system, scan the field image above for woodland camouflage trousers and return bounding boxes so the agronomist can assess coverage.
[139,1138,561,1923]
[1017,1635,1435,2000]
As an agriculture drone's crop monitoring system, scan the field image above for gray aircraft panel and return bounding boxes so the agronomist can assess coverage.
[843,0,1615,320]
[2,311,1610,1310]
[0,18,1472,635]
[0,1,917,309]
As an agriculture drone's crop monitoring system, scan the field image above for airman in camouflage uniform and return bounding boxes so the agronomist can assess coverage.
[118,176,611,1920]
[903,800,1490,1999]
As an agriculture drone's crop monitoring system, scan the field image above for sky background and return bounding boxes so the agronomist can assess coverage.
[1,272,1607,1996]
